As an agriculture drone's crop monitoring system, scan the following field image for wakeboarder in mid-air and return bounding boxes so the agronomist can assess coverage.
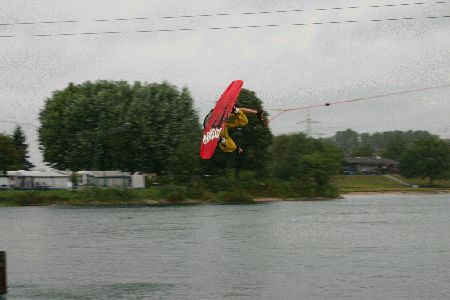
[200,80,267,159]
[216,106,266,154]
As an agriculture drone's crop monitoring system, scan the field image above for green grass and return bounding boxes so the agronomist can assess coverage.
[391,175,450,188]
[0,176,339,206]
[10,174,448,206]
[333,175,411,192]
[0,185,251,206]
[332,175,450,193]
[0,188,158,206]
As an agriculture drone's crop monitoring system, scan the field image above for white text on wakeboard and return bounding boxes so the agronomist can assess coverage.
[203,128,222,144]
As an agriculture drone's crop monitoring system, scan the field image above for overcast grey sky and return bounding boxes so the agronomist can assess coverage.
[1,0,449,168]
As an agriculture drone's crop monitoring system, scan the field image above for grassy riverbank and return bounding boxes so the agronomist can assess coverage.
[2,175,449,207]
[0,177,339,206]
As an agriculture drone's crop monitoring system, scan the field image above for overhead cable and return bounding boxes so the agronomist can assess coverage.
[0,1,447,27]
[0,15,449,38]
[267,83,450,122]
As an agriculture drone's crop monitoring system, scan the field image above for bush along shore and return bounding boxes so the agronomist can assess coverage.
[0,177,340,207]
[3,175,450,207]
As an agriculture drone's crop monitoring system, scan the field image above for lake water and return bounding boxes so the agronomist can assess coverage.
[0,194,449,299]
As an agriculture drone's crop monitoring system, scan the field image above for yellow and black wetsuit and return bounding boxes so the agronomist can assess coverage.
[218,110,248,153]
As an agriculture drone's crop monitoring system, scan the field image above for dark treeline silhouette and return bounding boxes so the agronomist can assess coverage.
[324,128,450,186]
[325,128,438,160]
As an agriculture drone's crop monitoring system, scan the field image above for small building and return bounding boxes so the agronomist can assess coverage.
[0,177,10,189]
[7,170,71,189]
[76,171,132,188]
[344,157,400,175]
[131,173,146,189]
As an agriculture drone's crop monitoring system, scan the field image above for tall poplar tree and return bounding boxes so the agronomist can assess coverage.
[12,126,34,170]
[0,134,21,174]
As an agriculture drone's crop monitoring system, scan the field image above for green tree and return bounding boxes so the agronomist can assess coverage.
[400,137,450,186]
[0,134,21,174]
[233,89,272,177]
[12,126,34,170]
[298,148,342,186]
[384,136,407,160]
[39,81,136,171]
[332,129,359,155]
[39,81,201,174]
[271,133,342,189]
[360,133,371,146]
[351,143,374,157]
[165,87,203,181]
[328,129,438,160]
[167,137,201,182]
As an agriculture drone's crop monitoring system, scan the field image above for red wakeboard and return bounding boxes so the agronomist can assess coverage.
[200,80,244,159]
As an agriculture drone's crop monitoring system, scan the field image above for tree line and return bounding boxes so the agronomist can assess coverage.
[326,128,450,186]
[34,81,450,188]
[325,128,438,160]
[36,80,342,196]
[2,80,448,192]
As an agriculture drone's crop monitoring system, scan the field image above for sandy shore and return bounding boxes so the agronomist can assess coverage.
[253,189,450,202]
[342,189,450,195]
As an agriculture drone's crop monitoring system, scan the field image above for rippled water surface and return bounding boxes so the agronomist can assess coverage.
[1,194,450,299]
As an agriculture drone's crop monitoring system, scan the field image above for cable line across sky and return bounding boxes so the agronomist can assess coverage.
[0,15,449,38]
[266,83,450,122]
[0,1,447,27]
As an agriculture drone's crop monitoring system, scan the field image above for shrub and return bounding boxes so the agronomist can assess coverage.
[202,176,234,193]
[78,188,137,202]
[14,191,58,206]
[165,191,187,203]
[157,185,187,202]
[184,182,207,200]
[216,190,254,204]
